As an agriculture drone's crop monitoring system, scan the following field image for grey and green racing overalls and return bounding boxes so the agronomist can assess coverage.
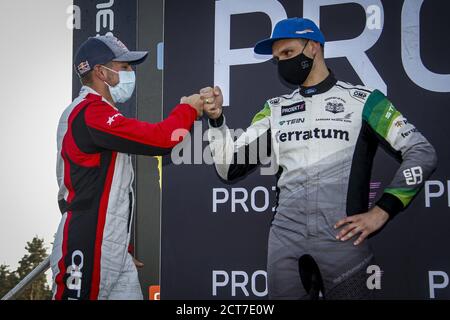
[207,73,437,299]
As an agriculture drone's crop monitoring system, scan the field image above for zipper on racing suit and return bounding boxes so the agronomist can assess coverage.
[123,154,135,267]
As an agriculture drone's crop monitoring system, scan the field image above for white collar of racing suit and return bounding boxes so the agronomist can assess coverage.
[79,85,119,111]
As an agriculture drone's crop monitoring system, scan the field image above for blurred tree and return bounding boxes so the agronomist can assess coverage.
[0,264,19,298]
[14,236,52,300]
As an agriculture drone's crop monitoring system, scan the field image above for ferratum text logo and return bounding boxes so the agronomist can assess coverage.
[276,128,350,143]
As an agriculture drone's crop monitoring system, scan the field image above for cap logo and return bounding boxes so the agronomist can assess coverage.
[77,61,91,75]
[295,29,314,34]
[115,39,128,51]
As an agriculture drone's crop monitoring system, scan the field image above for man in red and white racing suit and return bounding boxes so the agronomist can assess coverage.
[51,35,203,300]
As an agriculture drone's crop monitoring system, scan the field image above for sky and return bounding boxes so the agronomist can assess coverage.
[0,0,73,271]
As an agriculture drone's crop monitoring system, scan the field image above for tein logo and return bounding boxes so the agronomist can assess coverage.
[149,285,160,300]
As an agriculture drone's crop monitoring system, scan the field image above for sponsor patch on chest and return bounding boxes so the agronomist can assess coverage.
[324,97,346,114]
[281,101,306,116]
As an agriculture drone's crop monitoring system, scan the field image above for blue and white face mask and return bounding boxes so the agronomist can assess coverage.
[102,65,136,104]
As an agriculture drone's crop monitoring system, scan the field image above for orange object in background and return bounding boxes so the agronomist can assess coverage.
[149,285,160,300]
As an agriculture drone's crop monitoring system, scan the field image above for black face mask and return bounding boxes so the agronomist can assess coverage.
[277,40,314,86]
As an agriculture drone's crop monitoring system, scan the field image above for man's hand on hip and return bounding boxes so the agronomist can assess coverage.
[334,206,390,245]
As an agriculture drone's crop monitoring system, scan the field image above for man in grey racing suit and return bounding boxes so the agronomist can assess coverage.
[201,18,437,299]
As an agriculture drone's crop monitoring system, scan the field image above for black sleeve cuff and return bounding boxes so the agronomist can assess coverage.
[208,113,224,128]
[375,193,404,219]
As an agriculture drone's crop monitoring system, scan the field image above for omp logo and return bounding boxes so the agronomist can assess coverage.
[281,101,305,116]
[269,97,280,105]
[149,285,160,300]
[353,90,368,99]
[403,166,423,186]
[96,0,115,36]
[276,128,350,143]
[66,250,84,299]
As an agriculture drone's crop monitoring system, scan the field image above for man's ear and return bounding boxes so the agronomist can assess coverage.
[94,65,107,82]
[310,41,320,56]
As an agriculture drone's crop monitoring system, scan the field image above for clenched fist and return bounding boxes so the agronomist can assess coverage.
[200,86,223,120]
[180,94,204,118]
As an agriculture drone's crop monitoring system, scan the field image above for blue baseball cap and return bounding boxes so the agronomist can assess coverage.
[74,35,148,77]
[254,18,325,55]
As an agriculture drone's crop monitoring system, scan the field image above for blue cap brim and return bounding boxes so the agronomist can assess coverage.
[254,36,304,55]
[254,35,324,55]
[254,37,281,55]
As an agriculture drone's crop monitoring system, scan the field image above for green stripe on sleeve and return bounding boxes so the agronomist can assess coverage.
[363,90,400,138]
[251,103,271,125]
[384,187,419,207]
